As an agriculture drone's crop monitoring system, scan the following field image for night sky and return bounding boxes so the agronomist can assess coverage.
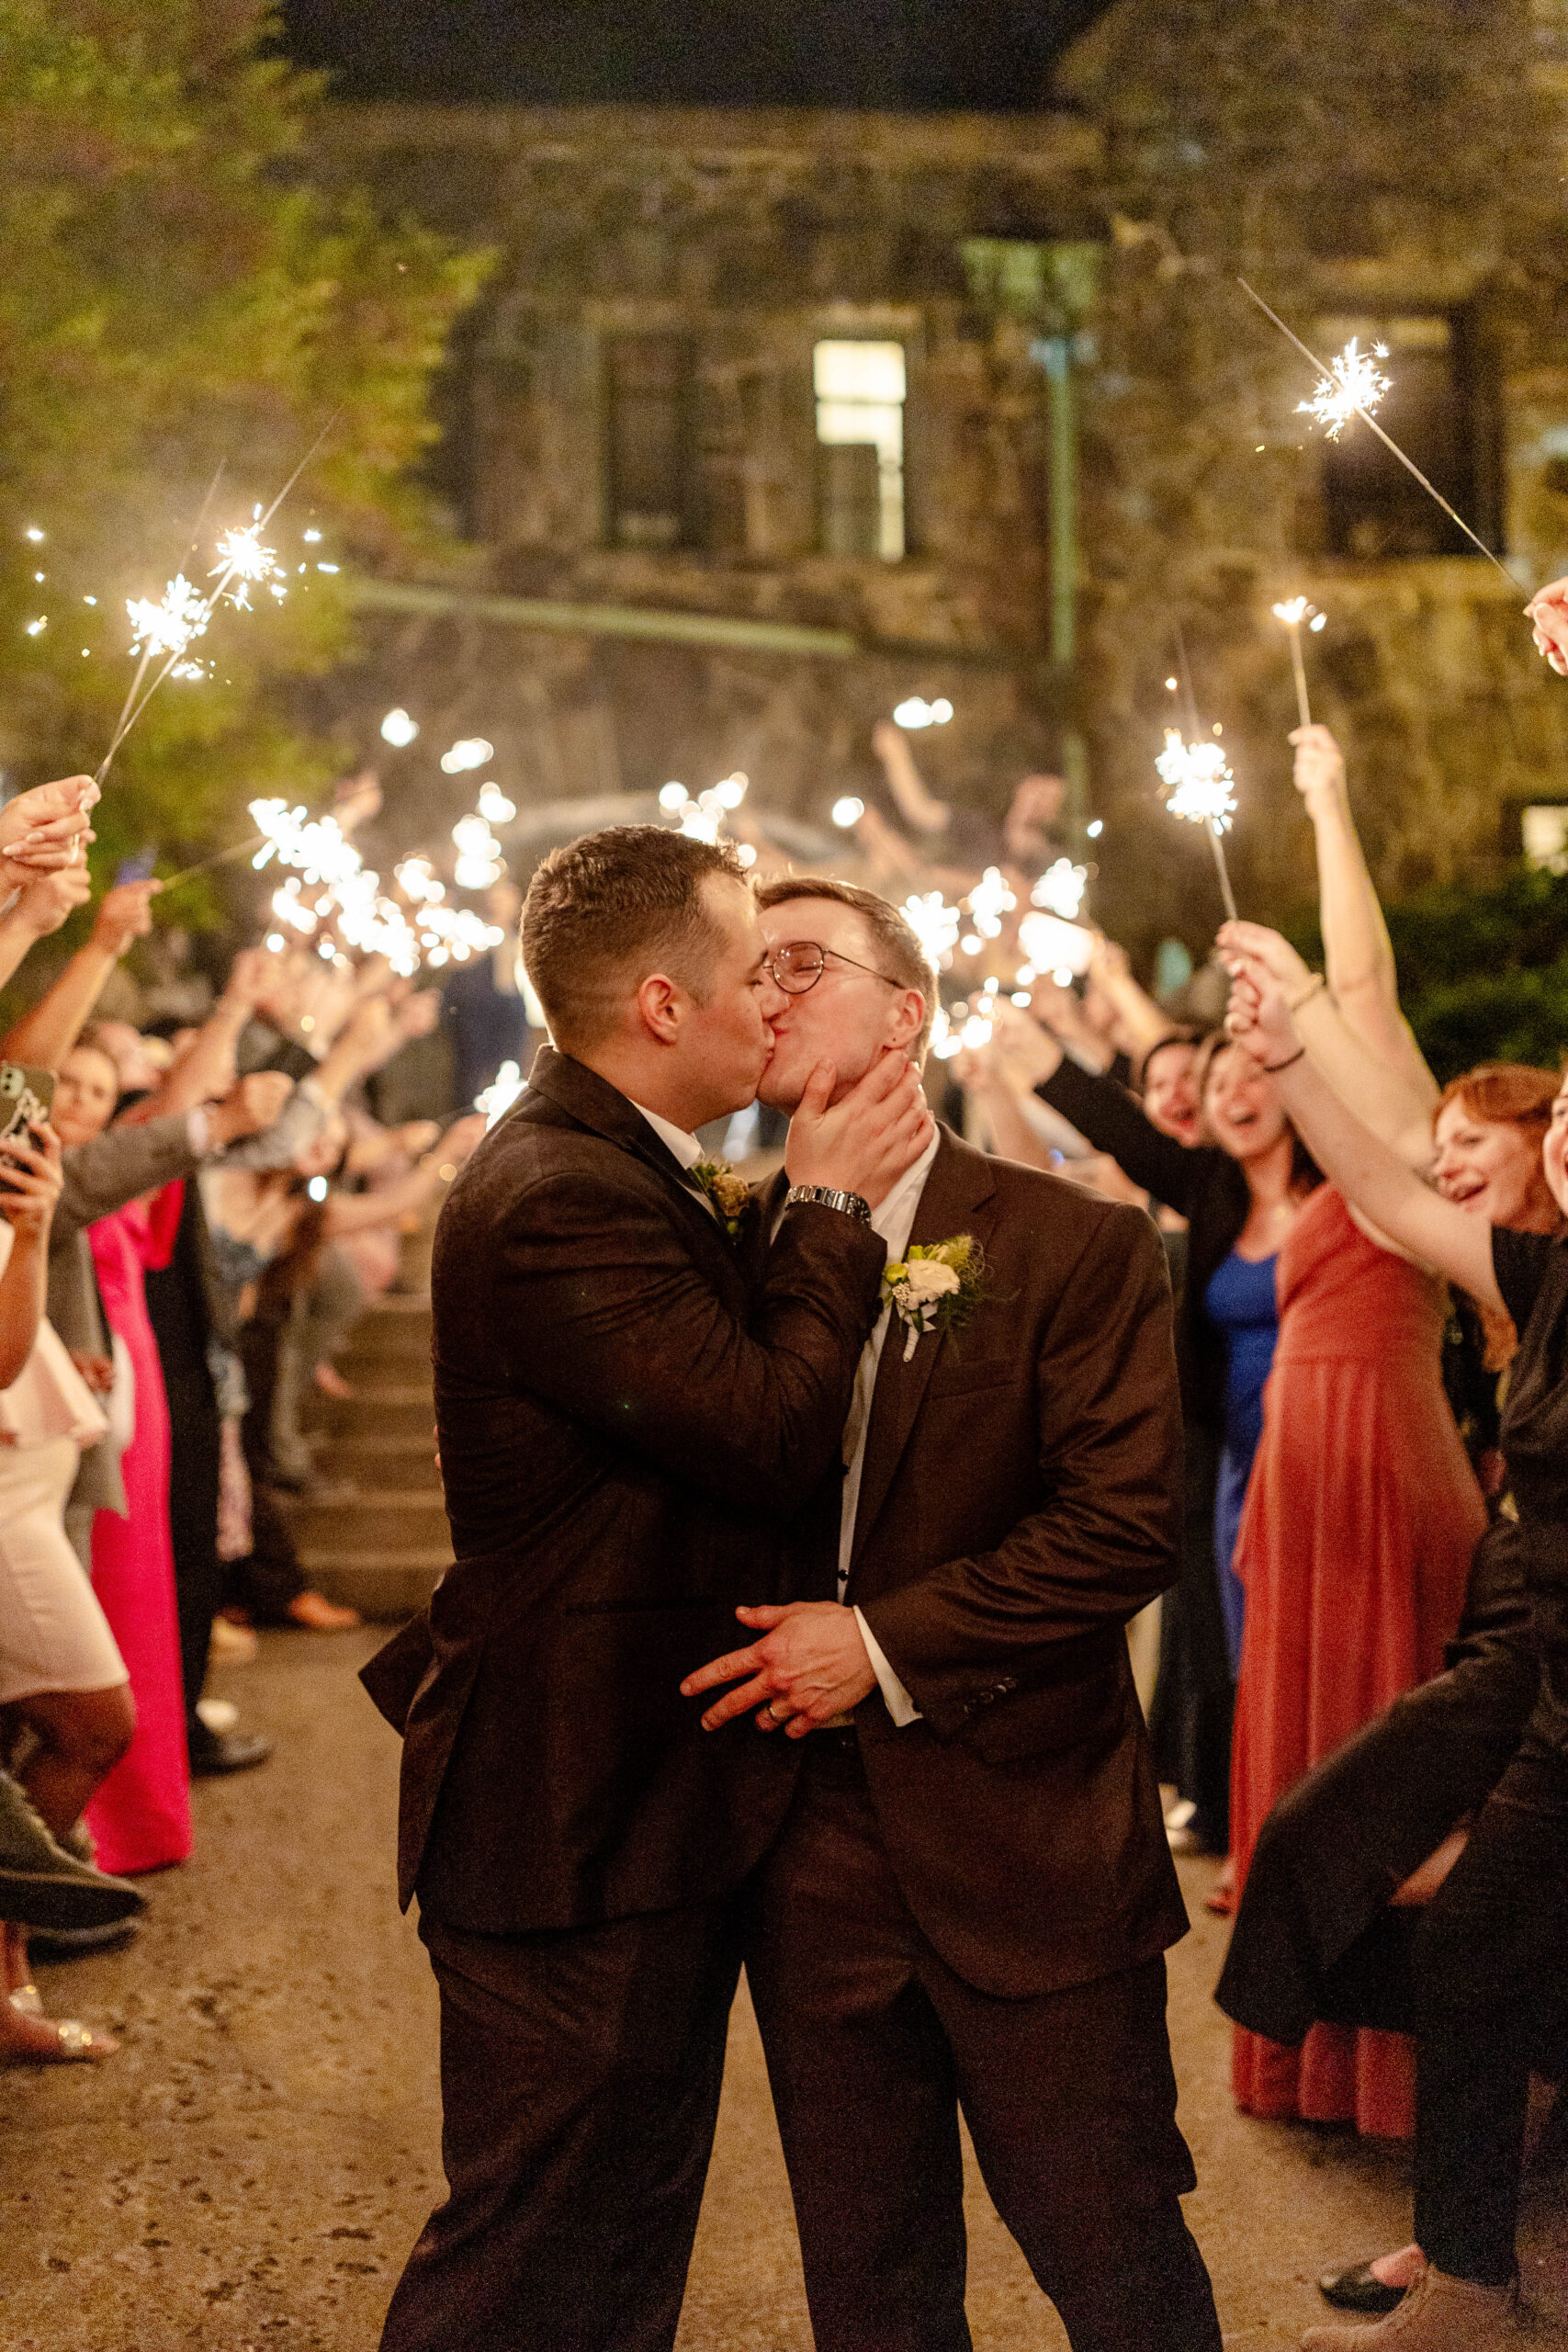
[278,1,1112,111]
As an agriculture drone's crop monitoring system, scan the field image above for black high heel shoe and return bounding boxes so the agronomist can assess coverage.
[1316,2261,1407,2315]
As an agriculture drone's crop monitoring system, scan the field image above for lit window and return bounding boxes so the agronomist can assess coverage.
[813,340,906,560]
[1523,805,1568,875]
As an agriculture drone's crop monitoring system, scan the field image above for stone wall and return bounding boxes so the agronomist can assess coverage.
[307,5,1568,960]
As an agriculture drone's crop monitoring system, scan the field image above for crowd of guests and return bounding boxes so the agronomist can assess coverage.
[5,577,1568,2344]
[909,689,1568,2336]
[0,784,479,2065]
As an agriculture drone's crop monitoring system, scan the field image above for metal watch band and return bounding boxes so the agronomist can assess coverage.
[784,1182,873,1226]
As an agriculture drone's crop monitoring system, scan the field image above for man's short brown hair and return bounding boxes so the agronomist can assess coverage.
[522,825,748,1050]
[754,876,938,1062]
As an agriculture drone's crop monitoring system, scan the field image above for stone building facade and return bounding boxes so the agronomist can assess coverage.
[310,0,1568,957]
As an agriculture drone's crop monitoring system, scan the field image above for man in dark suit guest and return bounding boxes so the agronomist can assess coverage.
[685,876,1221,2352]
[365,826,932,2352]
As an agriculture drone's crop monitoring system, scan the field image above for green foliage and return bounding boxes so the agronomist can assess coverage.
[0,0,490,887]
[1287,863,1568,1080]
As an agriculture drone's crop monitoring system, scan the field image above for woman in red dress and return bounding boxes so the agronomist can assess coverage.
[1228,1182,1486,2137]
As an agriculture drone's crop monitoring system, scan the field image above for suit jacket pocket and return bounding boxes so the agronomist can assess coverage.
[924,1356,1019,1400]
[962,1658,1126,1765]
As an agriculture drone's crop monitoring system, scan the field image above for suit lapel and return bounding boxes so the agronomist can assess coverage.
[525,1044,740,1275]
[850,1128,998,1574]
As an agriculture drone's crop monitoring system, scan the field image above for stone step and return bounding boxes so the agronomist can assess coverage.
[339,1310,433,1371]
[323,1384,436,1441]
[320,1434,442,1490]
[286,1487,449,1555]
[297,1547,450,1623]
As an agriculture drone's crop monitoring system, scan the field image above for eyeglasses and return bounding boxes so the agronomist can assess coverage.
[767,940,903,996]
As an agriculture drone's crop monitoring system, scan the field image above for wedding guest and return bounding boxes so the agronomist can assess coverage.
[43,1038,291,1871]
[1224,933,1568,2348]
[0,1115,125,2064]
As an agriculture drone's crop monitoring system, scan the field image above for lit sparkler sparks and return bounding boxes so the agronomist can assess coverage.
[126,575,209,661]
[1297,336,1390,440]
[97,417,337,785]
[1236,278,1515,584]
[1032,858,1089,922]
[901,890,963,969]
[1156,729,1238,922]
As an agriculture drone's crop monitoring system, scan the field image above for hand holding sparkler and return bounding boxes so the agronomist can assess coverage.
[1525,575,1568,676]
[91,878,162,960]
[1217,928,1302,1069]
[8,864,96,940]
[0,775,98,891]
[1290,724,1348,824]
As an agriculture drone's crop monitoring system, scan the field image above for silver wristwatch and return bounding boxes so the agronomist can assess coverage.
[784,1183,873,1225]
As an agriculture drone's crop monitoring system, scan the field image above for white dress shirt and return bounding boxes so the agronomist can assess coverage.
[837,1132,940,1726]
[630,1100,705,1177]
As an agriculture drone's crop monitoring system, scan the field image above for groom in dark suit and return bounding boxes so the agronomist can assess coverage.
[365,828,932,2352]
[685,877,1222,2352]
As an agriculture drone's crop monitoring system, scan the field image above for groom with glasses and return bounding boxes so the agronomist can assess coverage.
[686,876,1222,2352]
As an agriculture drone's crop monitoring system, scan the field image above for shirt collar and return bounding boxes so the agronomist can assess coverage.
[628,1098,705,1170]
[872,1126,942,1247]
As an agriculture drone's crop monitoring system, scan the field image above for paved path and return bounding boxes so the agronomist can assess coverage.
[3,1625,1563,2350]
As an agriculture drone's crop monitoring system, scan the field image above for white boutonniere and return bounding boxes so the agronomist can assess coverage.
[882,1234,988,1362]
[691,1157,750,1242]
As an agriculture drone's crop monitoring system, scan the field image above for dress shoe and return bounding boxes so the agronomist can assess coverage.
[0,1771,144,1934]
[188,1724,274,1776]
[1319,2265,1408,2317]
[1301,2263,1523,2348]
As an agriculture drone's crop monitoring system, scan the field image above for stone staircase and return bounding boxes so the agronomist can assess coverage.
[290,1289,452,1623]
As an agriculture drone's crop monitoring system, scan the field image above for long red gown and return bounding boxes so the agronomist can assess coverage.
[1229,1185,1485,2138]
[83,1182,192,1875]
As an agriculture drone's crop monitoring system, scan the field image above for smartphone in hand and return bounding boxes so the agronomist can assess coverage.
[0,1062,54,1192]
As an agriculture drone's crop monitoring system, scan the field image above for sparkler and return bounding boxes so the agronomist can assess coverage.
[1236,278,1515,584]
[1296,338,1391,440]
[1270,597,1320,728]
[96,416,337,786]
[1156,729,1239,922]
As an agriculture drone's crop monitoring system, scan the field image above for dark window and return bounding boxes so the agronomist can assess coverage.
[604,334,694,550]
[1316,312,1499,560]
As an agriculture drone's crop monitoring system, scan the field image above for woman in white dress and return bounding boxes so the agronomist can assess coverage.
[0,1119,127,2064]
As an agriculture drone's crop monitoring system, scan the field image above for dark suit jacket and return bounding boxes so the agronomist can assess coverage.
[773,1127,1190,2000]
[361,1045,886,1933]
[1217,1511,1538,2045]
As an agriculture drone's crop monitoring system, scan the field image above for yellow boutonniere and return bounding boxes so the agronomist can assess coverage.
[692,1158,750,1241]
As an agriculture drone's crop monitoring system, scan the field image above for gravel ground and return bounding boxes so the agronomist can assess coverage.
[1,1627,1562,2350]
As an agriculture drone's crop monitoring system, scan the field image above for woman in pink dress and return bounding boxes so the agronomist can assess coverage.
[83,1178,191,1875]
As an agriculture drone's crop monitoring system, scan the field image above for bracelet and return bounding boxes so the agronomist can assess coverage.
[1285,972,1326,1014]
[1258,1046,1306,1075]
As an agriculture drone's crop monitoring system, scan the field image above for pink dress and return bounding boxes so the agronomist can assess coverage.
[83,1183,192,1874]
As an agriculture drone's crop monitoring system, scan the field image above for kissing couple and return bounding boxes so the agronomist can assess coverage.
[363,824,1222,2352]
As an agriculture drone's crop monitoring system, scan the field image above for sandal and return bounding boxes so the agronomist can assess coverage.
[5,1984,117,2064]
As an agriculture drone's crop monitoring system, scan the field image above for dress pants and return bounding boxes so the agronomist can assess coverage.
[743,1736,1222,2352]
[1414,1751,1568,2286]
[378,1895,746,2352]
